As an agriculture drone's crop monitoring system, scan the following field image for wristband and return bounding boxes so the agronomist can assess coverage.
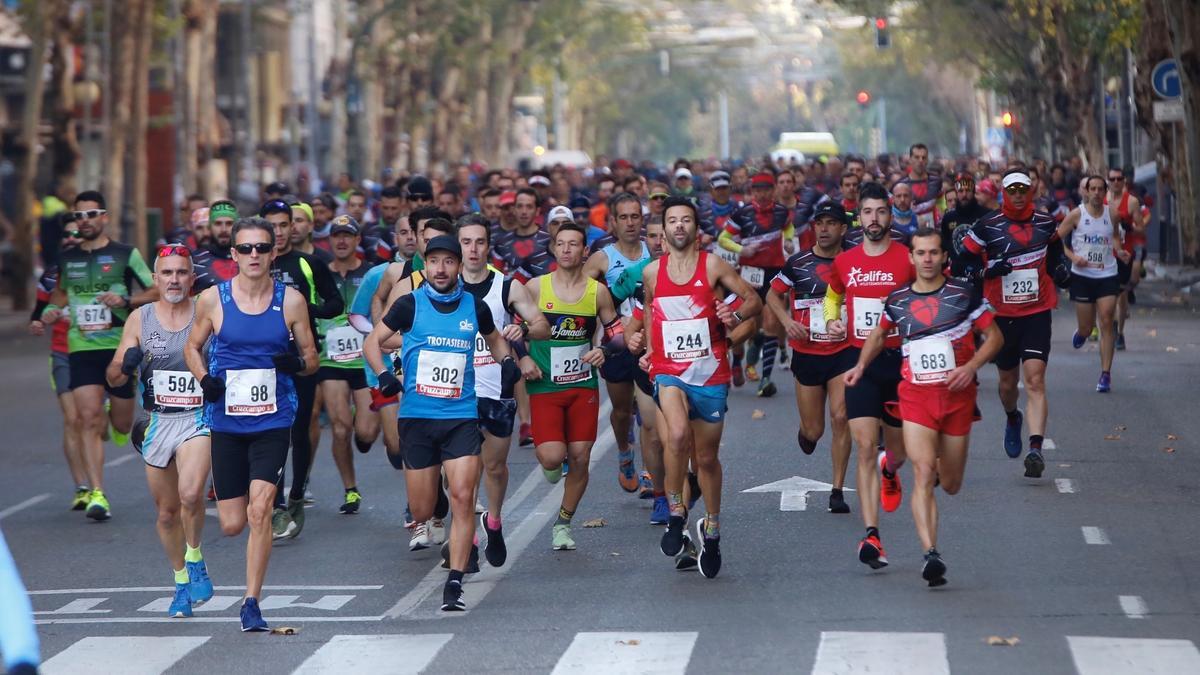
[520,322,530,338]
[732,310,744,323]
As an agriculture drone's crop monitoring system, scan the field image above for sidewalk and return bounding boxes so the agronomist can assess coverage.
[1139,260,1200,309]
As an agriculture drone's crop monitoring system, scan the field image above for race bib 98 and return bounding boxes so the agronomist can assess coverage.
[225,368,277,416]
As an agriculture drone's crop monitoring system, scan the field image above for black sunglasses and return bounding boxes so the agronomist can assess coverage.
[1108,175,1124,182]
[234,243,274,255]
[62,229,81,239]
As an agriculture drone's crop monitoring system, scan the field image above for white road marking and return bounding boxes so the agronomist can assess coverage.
[1055,478,1076,493]
[42,636,209,675]
[35,615,384,625]
[386,401,615,619]
[551,632,698,675]
[0,493,50,520]
[33,598,109,615]
[1068,636,1200,674]
[139,595,242,613]
[812,631,949,675]
[104,452,138,468]
[1119,595,1149,619]
[28,584,382,595]
[743,476,851,511]
[293,634,453,674]
[260,594,355,611]
[1082,526,1110,545]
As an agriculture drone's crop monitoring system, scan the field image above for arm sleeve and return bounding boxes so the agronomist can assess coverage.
[717,228,743,254]
[474,297,497,335]
[381,294,416,333]
[307,257,346,320]
[126,248,154,290]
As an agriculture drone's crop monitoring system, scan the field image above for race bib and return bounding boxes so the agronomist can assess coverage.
[852,298,885,340]
[325,326,363,363]
[662,318,712,361]
[796,298,842,343]
[717,247,740,267]
[740,265,765,288]
[225,368,277,416]
[152,370,202,408]
[550,344,592,385]
[415,350,465,399]
[76,304,112,332]
[908,337,956,384]
[1081,243,1109,269]
[473,333,495,367]
[1002,268,1039,304]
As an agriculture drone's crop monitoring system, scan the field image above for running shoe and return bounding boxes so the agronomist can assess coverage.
[878,453,902,513]
[1096,371,1111,393]
[439,542,480,573]
[339,489,362,515]
[71,486,90,511]
[828,491,850,514]
[542,464,563,484]
[687,471,702,510]
[674,533,698,571]
[429,518,447,545]
[1089,326,1100,341]
[661,514,686,556]
[1116,333,1126,351]
[206,483,216,502]
[409,522,430,551]
[519,422,534,447]
[552,524,576,551]
[638,471,654,499]
[922,548,948,587]
[695,519,722,579]
[240,597,268,632]
[1071,331,1086,349]
[286,497,305,537]
[650,496,669,525]
[403,505,416,529]
[1004,410,1023,458]
[303,489,316,505]
[798,430,817,455]
[167,583,193,618]
[745,364,761,382]
[185,560,213,605]
[562,458,570,476]
[85,489,111,521]
[756,379,777,398]
[480,512,507,567]
[858,533,888,570]
[1023,450,1045,479]
[731,364,745,388]
[271,508,296,540]
[617,448,639,493]
[441,580,466,612]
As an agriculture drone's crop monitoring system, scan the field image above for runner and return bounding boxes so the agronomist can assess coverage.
[184,216,318,632]
[824,182,914,570]
[633,196,762,579]
[960,169,1061,478]
[890,180,920,239]
[583,191,650,494]
[106,245,215,617]
[455,214,550,567]
[847,227,1002,586]
[41,191,156,521]
[1058,175,1129,392]
[765,202,855,514]
[906,144,943,228]
[192,200,241,293]
[363,235,519,611]
[1107,166,1145,349]
[522,222,622,551]
[290,202,334,264]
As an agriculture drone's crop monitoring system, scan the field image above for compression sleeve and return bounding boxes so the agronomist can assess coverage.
[717,229,743,254]
[306,256,346,320]
[474,297,497,335]
[823,287,844,323]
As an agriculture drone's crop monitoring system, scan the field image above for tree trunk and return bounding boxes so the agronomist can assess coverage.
[484,5,537,166]
[1161,0,1200,261]
[48,0,79,192]
[327,1,348,180]
[430,63,462,170]
[1051,7,1103,168]
[128,0,153,252]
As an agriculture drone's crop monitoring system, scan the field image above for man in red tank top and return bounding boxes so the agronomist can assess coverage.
[1106,167,1144,349]
[628,196,761,580]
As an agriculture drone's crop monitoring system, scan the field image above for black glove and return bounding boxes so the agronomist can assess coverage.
[500,356,521,399]
[120,345,145,376]
[272,352,306,374]
[983,259,1012,279]
[200,374,226,402]
[377,369,401,397]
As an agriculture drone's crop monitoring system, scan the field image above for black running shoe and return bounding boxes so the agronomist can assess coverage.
[441,580,466,612]
[798,430,817,455]
[695,519,722,579]
[828,491,850,514]
[480,512,507,567]
[922,549,948,587]
[661,514,686,556]
[1023,451,1045,478]
[687,472,702,510]
[675,533,698,571]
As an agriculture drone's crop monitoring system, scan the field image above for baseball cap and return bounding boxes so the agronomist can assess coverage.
[613,159,632,170]
[709,171,731,188]
[424,235,462,260]
[498,190,517,206]
[674,167,693,180]
[291,202,314,222]
[547,205,574,223]
[811,201,848,225]
[329,214,360,236]
[264,181,290,195]
[569,196,591,210]
[529,175,551,187]
[406,176,434,200]
[750,171,776,188]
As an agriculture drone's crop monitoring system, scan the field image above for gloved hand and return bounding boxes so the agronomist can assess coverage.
[983,260,1013,279]
[377,369,402,397]
[500,356,521,399]
[120,346,145,376]
[271,352,306,374]
[200,374,226,402]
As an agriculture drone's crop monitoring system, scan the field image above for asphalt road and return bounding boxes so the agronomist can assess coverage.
[2,300,1198,674]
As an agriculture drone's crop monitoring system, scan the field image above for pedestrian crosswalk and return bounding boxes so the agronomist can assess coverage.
[37,630,1200,674]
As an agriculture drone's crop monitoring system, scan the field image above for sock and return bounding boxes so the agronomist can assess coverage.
[487,513,501,530]
[761,336,778,380]
[884,448,905,474]
[667,492,686,516]
[555,506,575,526]
[173,568,189,584]
[865,526,880,539]
[747,333,763,366]
[345,486,358,494]
[1102,370,1110,376]
[447,569,464,585]
[184,544,202,564]
[1005,408,1021,425]
[1029,434,1043,452]
[703,513,720,538]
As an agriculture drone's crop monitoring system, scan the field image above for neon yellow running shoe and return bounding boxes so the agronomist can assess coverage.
[86,489,111,521]
[551,524,576,551]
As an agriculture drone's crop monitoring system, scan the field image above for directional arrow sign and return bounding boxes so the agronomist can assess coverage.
[742,476,853,511]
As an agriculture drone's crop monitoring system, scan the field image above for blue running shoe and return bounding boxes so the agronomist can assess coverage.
[1071,331,1086,349]
[186,560,213,605]
[638,471,654,499]
[562,458,569,476]
[240,597,268,632]
[650,496,669,525]
[1004,410,1023,459]
[1097,371,1111,393]
[167,583,193,618]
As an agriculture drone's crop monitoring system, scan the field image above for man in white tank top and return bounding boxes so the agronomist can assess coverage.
[1056,175,1130,393]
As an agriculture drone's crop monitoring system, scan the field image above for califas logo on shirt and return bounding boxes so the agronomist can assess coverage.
[459,318,474,332]
[846,266,894,287]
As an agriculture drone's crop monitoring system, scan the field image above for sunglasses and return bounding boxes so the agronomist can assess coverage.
[157,245,191,258]
[62,229,81,239]
[1108,176,1124,182]
[72,209,106,221]
[1004,185,1030,195]
[234,243,274,255]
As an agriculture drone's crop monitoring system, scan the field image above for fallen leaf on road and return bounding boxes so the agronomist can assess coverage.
[1163,447,1175,454]
[1166,346,1179,352]
[752,409,766,419]
[1058,463,1071,468]
[617,639,641,646]
[1113,425,1127,432]
[1146,329,1157,338]
[270,627,298,635]
[582,518,606,528]
[610,552,621,556]
[1104,435,1121,441]
[1167,434,1179,441]
[986,636,1020,646]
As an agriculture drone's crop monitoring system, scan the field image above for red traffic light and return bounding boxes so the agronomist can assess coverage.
[875,17,887,30]
[856,90,871,106]
[1001,111,1014,127]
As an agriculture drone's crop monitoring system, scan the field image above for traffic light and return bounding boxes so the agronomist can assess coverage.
[856,90,871,109]
[874,17,890,48]
[1001,111,1014,127]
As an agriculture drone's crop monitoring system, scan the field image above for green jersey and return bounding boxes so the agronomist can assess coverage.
[60,242,153,352]
[317,263,370,369]
[527,274,600,395]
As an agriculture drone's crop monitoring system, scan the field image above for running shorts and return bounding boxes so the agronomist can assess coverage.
[634,366,654,397]
[895,380,979,436]
[790,348,855,388]
[398,418,481,470]
[1069,274,1120,303]
[210,427,290,499]
[843,347,901,426]
[317,366,367,390]
[135,409,210,469]
[530,388,600,444]
[599,349,639,384]
[478,397,518,439]
[50,352,70,396]
[69,349,135,398]
[653,374,729,423]
[994,310,1052,370]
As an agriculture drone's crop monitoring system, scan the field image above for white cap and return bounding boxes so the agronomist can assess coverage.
[1001,172,1032,188]
[529,175,551,187]
[546,205,574,223]
[674,167,693,180]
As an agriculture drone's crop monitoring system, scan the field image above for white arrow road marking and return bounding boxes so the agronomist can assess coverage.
[743,476,853,512]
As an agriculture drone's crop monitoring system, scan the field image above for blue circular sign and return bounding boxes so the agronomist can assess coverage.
[1152,59,1181,99]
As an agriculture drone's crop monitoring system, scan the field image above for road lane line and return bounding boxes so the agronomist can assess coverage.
[1119,595,1149,619]
[35,615,384,625]
[139,595,242,613]
[293,634,453,674]
[42,636,209,675]
[27,584,383,595]
[812,631,949,675]
[552,632,698,675]
[1055,478,1076,493]
[33,598,109,615]
[0,493,50,520]
[386,401,615,619]
[1082,526,1110,545]
[104,452,138,468]
[1068,636,1200,674]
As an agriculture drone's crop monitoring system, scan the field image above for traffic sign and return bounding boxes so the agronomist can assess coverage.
[1151,59,1181,99]
[1153,99,1184,123]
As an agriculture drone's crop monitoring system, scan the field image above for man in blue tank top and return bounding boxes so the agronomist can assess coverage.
[184,217,319,632]
[363,235,520,612]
